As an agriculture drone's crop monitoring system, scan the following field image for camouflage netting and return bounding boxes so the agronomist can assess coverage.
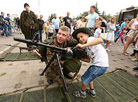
[0,70,138,102]
[0,52,39,61]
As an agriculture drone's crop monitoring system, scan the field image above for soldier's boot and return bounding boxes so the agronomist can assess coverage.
[47,79,54,85]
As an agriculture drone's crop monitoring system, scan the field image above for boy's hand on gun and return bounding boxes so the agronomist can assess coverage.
[76,44,85,49]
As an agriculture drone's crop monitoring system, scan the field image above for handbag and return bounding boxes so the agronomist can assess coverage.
[100,30,108,40]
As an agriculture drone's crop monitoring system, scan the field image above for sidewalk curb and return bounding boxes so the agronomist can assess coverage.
[0,42,20,58]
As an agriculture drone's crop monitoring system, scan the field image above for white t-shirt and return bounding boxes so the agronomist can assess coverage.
[48,25,55,33]
[52,18,61,29]
[86,37,109,67]
[94,28,101,38]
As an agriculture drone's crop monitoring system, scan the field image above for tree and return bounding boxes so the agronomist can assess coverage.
[95,2,100,15]
[106,14,112,19]
[80,11,89,17]
[75,11,89,20]
[102,11,106,16]
[48,14,54,21]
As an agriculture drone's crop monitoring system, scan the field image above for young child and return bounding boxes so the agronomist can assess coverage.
[94,22,101,38]
[45,21,49,39]
[47,21,55,37]
[72,27,109,98]
[11,23,15,33]
[116,27,127,44]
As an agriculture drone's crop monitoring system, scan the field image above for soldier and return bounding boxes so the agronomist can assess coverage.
[39,26,82,84]
[20,3,38,47]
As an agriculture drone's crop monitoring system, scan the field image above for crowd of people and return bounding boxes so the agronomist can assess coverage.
[1,4,138,54]
[0,12,21,37]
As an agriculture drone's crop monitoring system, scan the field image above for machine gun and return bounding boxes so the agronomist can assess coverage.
[14,37,73,91]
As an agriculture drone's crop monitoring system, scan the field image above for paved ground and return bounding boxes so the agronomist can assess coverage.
[0,33,24,51]
[0,33,137,101]
[0,32,24,58]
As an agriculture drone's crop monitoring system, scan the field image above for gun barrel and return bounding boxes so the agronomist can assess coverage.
[14,37,66,52]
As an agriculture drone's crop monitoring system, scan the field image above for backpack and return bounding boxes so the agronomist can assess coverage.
[0,15,4,25]
[119,31,123,36]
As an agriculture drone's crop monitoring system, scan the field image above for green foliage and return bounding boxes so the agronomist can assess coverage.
[106,14,112,19]
[80,11,89,17]
[48,14,54,22]
[102,11,106,16]
[95,2,100,15]
[75,11,89,20]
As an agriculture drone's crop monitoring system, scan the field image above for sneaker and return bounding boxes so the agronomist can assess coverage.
[130,53,135,56]
[73,90,86,98]
[86,87,96,97]
[105,48,110,52]
[133,67,138,71]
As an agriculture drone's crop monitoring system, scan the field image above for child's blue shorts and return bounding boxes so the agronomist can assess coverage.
[81,65,108,85]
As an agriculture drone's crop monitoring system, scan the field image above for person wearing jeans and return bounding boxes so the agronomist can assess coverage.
[38,15,44,42]
[72,28,108,98]
[1,24,8,37]
[5,14,12,36]
[52,13,61,34]
[0,12,8,37]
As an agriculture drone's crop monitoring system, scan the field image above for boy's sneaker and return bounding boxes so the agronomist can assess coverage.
[73,90,86,98]
[86,87,96,97]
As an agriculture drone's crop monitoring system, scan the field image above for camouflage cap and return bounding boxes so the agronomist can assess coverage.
[72,27,93,41]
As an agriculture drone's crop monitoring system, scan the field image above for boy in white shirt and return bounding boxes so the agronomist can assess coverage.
[47,21,56,37]
[72,27,108,98]
[94,22,101,38]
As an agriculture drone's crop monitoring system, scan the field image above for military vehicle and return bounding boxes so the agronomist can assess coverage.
[118,6,138,22]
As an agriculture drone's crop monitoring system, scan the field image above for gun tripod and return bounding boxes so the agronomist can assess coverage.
[39,52,71,102]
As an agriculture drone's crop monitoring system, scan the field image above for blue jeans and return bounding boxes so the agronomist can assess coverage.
[38,30,43,42]
[88,27,93,31]
[8,24,12,35]
[1,24,8,36]
[81,65,108,85]
[0,25,3,30]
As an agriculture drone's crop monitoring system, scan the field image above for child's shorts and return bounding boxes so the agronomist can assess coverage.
[81,65,108,85]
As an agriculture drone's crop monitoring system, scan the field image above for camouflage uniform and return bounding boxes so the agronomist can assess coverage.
[39,36,80,80]
[20,10,38,47]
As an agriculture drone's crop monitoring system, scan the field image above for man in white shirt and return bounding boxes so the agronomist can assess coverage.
[52,13,61,34]
[86,6,99,32]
